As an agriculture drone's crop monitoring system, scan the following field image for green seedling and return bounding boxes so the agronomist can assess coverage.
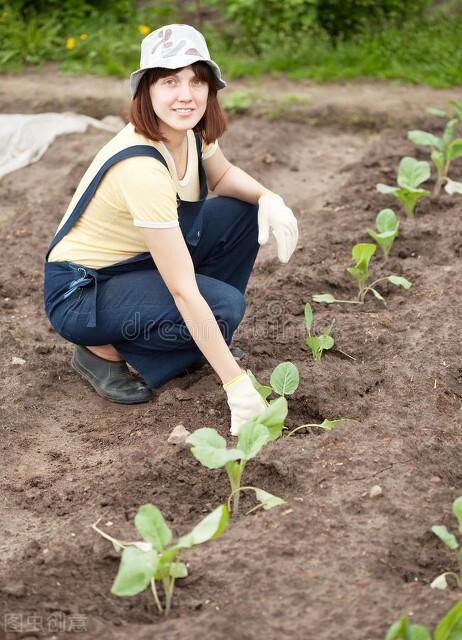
[313,243,412,305]
[427,99,462,123]
[186,397,288,515]
[377,156,430,218]
[385,601,462,640]
[367,208,400,260]
[408,116,462,198]
[431,496,462,590]
[286,418,344,437]
[304,302,334,361]
[247,361,300,403]
[92,503,229,616]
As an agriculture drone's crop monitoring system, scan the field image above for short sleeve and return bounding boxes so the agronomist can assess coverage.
[110,156,179,228]
[202,139,219,161]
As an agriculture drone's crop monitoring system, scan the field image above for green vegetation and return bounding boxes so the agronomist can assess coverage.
[1,2,461,88]
[313,243,412,305]
[92,503,229,615]
[304,302,335,361]
[248,362,300,403]
[186,397,288,515]
[367,209,400,260]
[377,157,430,219]
[408,112,462,197]
[385,601,462,640]
[431,496,462,590]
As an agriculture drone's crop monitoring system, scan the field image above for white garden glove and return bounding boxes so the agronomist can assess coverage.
[258,192,299,263]
[223,372,268,436]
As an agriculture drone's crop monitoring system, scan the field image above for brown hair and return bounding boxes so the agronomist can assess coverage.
[129,62,227,145]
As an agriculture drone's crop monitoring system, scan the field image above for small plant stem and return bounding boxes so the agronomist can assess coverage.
[432,160,449,199]
[360,276,391,302]
[286,423,326,437]
[150,579,163,613]
[163,576,175,616]
[227,486,258,514]
[91,519,127,550]
[404,202,415,219]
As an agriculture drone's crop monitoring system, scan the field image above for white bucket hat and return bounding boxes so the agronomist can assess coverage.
[130,24,226,97]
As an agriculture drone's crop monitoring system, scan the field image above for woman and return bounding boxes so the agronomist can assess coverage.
[44,24,298,436]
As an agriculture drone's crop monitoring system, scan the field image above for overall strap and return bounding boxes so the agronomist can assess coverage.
[194,132,209,201]
[46,145,169,260]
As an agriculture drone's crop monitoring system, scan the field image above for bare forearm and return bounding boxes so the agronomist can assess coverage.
[174,291,242,383]
[212,165,272,204]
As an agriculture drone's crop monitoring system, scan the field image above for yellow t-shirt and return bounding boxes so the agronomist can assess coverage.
[47,123,218,269]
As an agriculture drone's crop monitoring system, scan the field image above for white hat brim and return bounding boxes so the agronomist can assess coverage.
[130,56,226,96]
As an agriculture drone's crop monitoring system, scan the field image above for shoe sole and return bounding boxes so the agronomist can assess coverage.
[71,354,152,405]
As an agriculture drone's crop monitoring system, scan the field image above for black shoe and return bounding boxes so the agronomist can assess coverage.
[71,346,153,404]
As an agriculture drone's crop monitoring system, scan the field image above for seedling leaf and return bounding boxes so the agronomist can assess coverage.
[397,157,431,189]
[111,547,159,596]
[408,130,442,150]
[386,617,432,640]
[246,369,272,400]
[270,362,299,396]
[434,602,462,640]
[304,303,313,333]
[318,419,343,431]
[253,488,286,510]
[312,293,336,304]
[377,183,399,195]
[186,428,244,469]
[431,573,449,590]
[376,208,398,233]
[426,107,449,118]
[371,288,385,301]
[452,496,462,534]
[387,275,412,289]
[134,504,172,551]
[447,139,462,162]
[445,178,462,195]
[246,396,288,441]
[169,562,188,579]
[352,242,376,264]
[237,421,270,461]
[431,525,459,550]
[442,119,458,149]
[178,504,229,549]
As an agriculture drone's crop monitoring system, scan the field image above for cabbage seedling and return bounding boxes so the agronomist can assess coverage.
[286,418,344,437]
[247,361,300,402]
[427,99,462,123]
[408,119,462,198]
[313,243,412,305]
[385,601,462,640]
[304,303,334,361]
[186,398,288,515]
[367,209,400,260]
[92,503,229,615]
[377,156,430,218]
[430,496,462,590]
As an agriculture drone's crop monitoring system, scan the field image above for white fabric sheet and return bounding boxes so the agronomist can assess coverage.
[0,112,124,180]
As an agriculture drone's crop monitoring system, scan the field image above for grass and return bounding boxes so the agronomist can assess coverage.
[0,5,461,88]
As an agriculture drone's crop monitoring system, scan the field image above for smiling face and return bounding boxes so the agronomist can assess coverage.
[149,65,209,137]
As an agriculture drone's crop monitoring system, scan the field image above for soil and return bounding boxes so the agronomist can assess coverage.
[1,68,462,640]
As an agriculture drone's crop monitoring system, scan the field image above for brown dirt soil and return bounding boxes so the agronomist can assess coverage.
[1,72,462,640]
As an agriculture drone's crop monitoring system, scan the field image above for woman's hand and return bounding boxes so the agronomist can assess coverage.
[257,193,299,263]
[223,371,268,436]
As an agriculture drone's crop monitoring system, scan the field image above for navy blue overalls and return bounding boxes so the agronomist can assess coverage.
[44,134,260,388]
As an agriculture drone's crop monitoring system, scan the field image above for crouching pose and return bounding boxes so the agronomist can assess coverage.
[43,24,298,435]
